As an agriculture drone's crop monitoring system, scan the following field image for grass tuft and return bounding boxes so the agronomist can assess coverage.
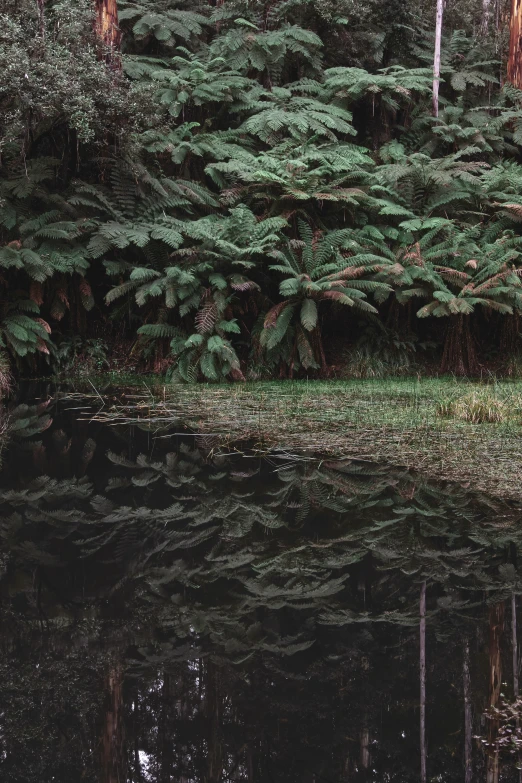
[341,350,412,379]
[436,391,509,424]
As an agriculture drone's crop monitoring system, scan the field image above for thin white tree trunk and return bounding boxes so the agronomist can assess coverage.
[420,581,427,783]
[481,0,492,34]
[360,728,370,770]
[514,594,519,699]
[512,594,522,783]
[37,0,45,38]
[433,0,444,117]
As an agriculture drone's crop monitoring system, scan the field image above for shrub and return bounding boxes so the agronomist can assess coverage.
[0,351,12,397]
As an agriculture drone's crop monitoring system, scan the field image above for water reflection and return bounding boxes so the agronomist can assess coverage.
[0,393,521,782]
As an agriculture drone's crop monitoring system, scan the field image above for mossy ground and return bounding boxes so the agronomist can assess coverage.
[73,375,522,500]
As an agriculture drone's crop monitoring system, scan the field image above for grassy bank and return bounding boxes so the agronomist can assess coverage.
[78,376,522,499]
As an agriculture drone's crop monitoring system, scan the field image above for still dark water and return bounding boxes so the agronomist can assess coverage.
[1,389,521,782]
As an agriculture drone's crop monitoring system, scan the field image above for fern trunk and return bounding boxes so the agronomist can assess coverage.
[440,315,478,376]
[500,312,520,355]
[312,327,328,376]
[509,0,522,88]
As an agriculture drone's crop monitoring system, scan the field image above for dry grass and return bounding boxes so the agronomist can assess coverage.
[436,391,511,424]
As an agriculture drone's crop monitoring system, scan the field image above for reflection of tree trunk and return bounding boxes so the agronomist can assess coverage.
[342,751,351,780]
[132,696,143,783]
[247,744,254,783]
[160,674,173,783]
[100,663,126,783]
[360,727,370,771]
[463,637,473,783]
[486,603,504,783]
[513,594,519,700]
[178,666,190,783]
[206,661,223,783]
[420,581,427,783]
[512,595,522,783]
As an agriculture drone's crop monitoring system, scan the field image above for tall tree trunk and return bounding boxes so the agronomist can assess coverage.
[420,581,427,783]
[95,0,121,65]
[486,603,504,783]
[37,0,45,38]
[481,0,492,34]
[508,0,522,88]
[463,637,473,783]
[100,663,127,783]
[433,0,444,117]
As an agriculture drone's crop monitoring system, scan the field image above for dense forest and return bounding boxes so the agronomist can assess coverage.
[5,0,522,383]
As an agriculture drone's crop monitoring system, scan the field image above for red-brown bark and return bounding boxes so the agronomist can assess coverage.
[508,0,522,88]
[95,0,121,62]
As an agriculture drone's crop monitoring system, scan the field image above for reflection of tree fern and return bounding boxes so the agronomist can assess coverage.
[2,416,521,677]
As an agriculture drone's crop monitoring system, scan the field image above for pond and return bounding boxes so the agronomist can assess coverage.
[0,387,521,782]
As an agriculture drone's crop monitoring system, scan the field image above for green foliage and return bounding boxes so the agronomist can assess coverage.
[258,220,392,372]
[1,0,522,383]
